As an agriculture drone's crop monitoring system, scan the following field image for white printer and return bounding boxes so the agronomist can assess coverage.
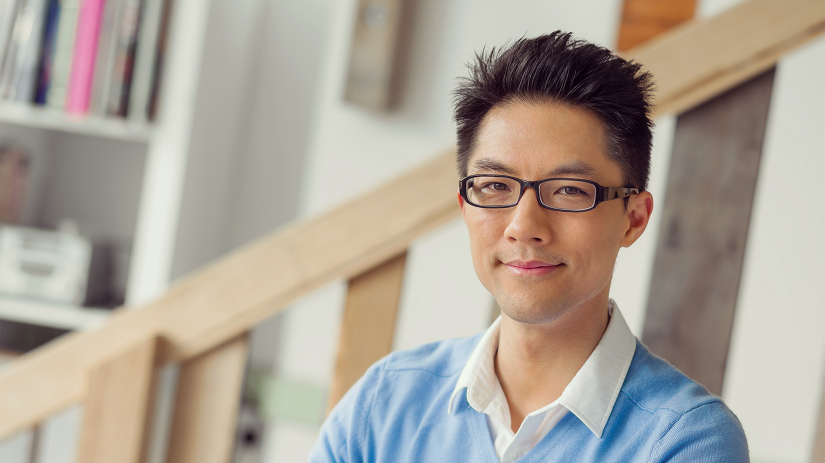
[0,224,92,306]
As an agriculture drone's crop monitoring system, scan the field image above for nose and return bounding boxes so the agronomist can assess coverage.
[504,187,553,245]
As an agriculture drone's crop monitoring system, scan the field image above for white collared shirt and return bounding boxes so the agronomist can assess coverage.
[447,300,637,463]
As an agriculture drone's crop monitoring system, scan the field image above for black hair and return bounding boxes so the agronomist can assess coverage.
[453,32,655,191]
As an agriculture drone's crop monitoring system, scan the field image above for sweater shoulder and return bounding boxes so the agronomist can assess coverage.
[382,334,483,378]
[617,341,748,459]
[622,340,726,415]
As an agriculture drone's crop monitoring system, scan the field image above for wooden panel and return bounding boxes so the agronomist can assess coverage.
[327,252,407,413]
[616,0,696,51]
[642,69,775,396]
[626,0,825,118]
[77,337,159,463]
[165,335,248,463]
[344,0,404,110]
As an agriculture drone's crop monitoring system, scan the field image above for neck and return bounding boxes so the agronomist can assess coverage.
[494,292,610,433]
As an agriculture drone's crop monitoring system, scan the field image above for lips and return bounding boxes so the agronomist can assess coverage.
[503,260,562,276]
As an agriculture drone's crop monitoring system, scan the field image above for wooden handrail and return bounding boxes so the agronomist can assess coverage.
[0,152,458,438]
[0,0,822,441]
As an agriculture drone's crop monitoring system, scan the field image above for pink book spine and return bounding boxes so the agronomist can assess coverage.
[66,0,106,114]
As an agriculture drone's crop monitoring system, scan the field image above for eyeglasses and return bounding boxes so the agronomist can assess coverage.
[459,175,639,212]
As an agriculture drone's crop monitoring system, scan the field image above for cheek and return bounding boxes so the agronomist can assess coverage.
[465,210,503,249]
[570,212,625,274]
[464,211,505,285]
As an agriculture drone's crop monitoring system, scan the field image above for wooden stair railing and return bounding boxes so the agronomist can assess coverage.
[0,150,459,440]
[0,0,822,461]
[77,337,160,463]
[165,335,249,463]
[328,252,408,414]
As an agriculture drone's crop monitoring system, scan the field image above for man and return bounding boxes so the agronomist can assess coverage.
[309,32,748,462]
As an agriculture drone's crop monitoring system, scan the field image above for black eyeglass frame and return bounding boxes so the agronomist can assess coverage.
[458,174,640,212]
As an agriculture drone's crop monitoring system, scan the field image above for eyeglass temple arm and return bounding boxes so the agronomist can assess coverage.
[603,187,640,201]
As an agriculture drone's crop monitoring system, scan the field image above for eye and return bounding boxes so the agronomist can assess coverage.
[558,186,583,195]
[480,182,511,192]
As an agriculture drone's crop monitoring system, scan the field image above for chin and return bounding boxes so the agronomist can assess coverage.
[497,293,575,325]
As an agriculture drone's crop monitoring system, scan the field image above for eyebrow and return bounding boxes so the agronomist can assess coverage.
[470,158,515,174]
[470,158,602,180]
[546,162,600,179]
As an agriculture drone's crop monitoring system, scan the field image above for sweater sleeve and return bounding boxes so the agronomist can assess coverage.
[308,358,385,463]
[650,402,749,463]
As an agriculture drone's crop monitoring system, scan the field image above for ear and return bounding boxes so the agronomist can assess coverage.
[620,191,653,248]
[457,189,466,218]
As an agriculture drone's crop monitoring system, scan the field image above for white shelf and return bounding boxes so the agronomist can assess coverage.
[0,102,153,143]
[0,296,111,331]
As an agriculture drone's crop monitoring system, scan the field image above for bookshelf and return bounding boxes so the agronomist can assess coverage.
[0,102,153,142]
[0,0,212,347]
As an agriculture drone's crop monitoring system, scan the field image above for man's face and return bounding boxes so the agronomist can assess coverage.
[459,100,644,325]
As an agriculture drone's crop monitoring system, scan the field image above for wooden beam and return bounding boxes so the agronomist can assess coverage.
[641,69,775,396]
[327,252,407,414]
[616,0,697,51]
[77,337,159,463]
[165,335,248,463]
[627,0,825,117]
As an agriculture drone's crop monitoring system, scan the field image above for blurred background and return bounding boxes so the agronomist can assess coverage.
[0,0,822,462]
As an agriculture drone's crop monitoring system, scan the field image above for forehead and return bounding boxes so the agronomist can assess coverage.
[470,100,620,183]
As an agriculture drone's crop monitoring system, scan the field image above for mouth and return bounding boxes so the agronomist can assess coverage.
[503,260,563,277]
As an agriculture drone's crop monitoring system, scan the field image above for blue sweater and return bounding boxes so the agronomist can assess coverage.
[309,335,748,462]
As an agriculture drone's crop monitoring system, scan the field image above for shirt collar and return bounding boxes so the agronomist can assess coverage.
[448,300,637,438]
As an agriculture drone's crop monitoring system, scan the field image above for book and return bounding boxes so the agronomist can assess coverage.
[146,0,170,120]
[33,0,60,104]
[0,0,48,102]
[104,0,140,117]
[0,0,20,76]
[127,0,161,122]
[88,0,123,116]
[46,0,80,109]
[65,0,105,114]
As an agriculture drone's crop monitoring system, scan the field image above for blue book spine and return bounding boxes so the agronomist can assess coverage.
[34,0,61,104]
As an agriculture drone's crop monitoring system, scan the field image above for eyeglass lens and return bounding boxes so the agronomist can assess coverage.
[465,176,597,211]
